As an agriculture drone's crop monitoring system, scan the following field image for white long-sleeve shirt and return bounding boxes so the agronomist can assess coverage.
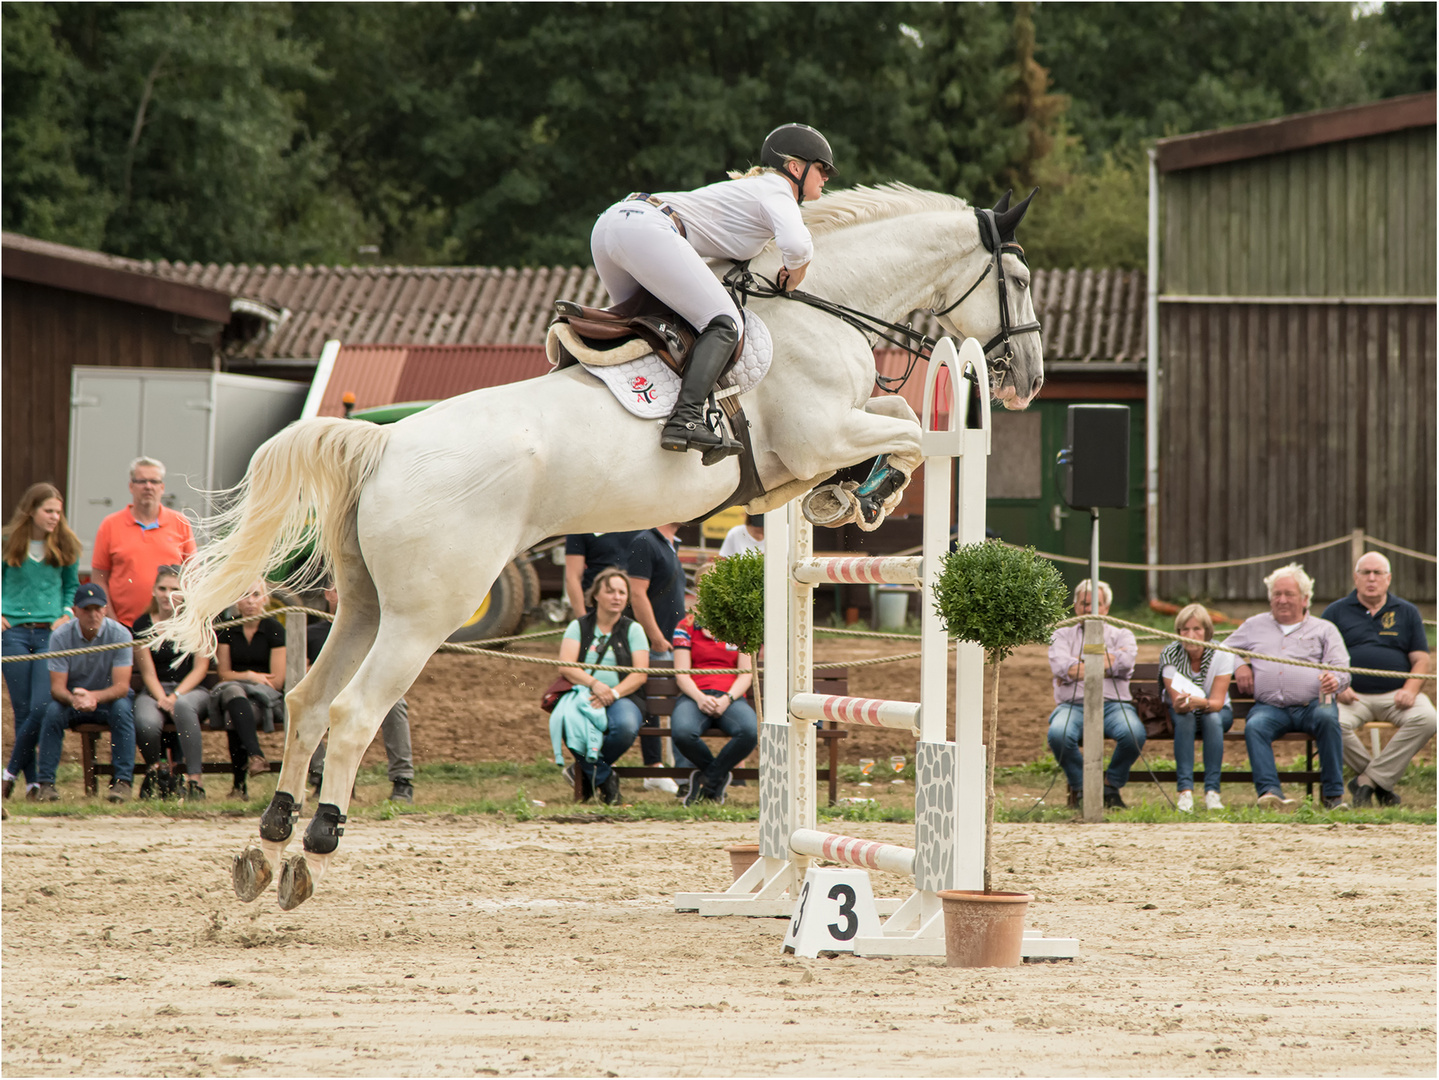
[658,173,814,270]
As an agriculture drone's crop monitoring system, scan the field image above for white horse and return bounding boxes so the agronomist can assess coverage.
[164,183,1044,910]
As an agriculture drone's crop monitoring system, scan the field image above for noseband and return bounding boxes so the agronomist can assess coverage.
[931,207,1043,380]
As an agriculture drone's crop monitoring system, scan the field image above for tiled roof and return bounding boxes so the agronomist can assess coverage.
[144,259,1146,365]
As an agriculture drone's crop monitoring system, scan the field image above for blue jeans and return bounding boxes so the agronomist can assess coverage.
[639,650,690,768]
[37,693,136,786]
[1243,700,1343,799]
[3,625,52,784]
[1169,704,1234,793]
[1047,700,1145,791]
[671,691,758,792]
[580,696,643,786]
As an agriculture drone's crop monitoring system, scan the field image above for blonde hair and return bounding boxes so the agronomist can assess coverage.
[726,164,787,180]
[1074,579,1113,607]
[1264,562,1314,605]
[1173,603,1214,640]
[2,483,82,569]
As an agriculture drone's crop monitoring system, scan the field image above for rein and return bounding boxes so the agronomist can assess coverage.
[723,206,1042,394]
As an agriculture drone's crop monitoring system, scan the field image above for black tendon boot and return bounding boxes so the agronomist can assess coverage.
[660,316,742,463]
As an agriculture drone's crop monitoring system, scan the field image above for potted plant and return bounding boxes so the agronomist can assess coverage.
[931,541,1070,966]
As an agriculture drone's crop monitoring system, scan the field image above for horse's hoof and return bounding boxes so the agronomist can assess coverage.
[802,481,860,528]
[277,855,314,911]
[232,846,273,903]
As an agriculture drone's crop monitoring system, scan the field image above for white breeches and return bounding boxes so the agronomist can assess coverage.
[591,201,740,332]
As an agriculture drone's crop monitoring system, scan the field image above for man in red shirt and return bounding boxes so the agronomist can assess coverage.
[90,457,197,629]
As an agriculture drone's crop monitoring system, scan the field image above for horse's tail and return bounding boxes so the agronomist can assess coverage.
[164,417,392,656]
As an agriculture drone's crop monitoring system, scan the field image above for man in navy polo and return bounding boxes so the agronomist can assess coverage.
[1321,552,1435,807]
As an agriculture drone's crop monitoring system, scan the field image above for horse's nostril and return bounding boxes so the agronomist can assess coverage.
[1030,374,1044,398]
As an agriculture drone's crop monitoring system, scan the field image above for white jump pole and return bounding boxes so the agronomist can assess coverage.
[676,338,991,951]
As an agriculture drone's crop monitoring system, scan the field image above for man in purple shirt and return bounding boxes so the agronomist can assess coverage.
[1047,580,1143,810]
[1229,562,1350,811]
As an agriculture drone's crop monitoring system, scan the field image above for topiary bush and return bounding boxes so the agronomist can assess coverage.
[933,542,1070,889]
[693,549,765,657]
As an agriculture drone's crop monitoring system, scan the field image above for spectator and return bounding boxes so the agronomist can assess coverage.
[132,566,210,800]
[1321,552,1435,807]
[1160,604,1235,812]
[1230,562,1350,811]
[629,523,691,792]
[1046,579,1143,810]
[34,584,135,802]
[305,581,416,804]
[2,483,81,801]
[564,531,640,615]
[717,514,765,558]
[211,580,285,799]
[672,587,756,806]
[551,567,648,804]
[91,457,196,629]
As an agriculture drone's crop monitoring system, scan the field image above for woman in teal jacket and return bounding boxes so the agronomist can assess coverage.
[2,483,82,800]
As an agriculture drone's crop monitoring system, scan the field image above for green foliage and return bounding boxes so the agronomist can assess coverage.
[694,549,765,657]
[934,542,1070,663]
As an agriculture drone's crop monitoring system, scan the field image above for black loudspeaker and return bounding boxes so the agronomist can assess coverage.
[1059,404,1130,509]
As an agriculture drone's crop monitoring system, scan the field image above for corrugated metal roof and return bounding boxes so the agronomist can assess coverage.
[321,344,552,418]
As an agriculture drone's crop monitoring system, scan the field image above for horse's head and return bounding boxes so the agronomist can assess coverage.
[934,189,1044,410]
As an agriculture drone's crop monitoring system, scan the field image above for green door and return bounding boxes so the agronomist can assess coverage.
[984,399,1147,609]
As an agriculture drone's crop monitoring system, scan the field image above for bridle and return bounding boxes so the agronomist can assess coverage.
[723,207,1042,394]
[932,207,1043,382]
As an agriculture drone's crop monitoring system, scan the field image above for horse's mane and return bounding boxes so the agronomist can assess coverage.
[801,183,971,236]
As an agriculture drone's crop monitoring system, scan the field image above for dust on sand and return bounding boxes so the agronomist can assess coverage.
[2,815,1433,1076]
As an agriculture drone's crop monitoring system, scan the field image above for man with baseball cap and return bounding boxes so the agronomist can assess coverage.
[33,583,136,802]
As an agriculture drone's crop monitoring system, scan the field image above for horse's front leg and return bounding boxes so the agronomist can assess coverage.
[801,397,923,532]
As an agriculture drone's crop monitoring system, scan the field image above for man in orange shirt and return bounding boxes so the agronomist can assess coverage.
[90,458,197,629]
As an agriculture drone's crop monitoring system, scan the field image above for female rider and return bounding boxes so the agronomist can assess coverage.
[1,483,81,800]
[590,123,834,461]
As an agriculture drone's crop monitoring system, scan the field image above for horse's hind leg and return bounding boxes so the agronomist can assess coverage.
[276,618,451,910]
[235,557,379,902]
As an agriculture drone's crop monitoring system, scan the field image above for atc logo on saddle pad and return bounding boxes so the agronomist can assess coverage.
[630,375,658,405]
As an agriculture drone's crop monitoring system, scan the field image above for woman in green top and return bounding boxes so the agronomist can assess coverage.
[2,483,82,800]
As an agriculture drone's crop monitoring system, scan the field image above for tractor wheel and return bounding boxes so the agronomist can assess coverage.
[447,560,526,645]
[516,557,541,615]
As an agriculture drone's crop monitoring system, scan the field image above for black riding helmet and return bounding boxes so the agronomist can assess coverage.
[760,123,835,205]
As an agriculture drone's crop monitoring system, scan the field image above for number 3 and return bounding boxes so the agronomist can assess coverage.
[827,883,858,941]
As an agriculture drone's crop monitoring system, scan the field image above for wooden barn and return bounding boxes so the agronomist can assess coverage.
[1154,92,1436,603]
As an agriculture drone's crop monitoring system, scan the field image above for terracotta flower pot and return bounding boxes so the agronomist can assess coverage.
[936,889,1033,968]
[725,843,761,881]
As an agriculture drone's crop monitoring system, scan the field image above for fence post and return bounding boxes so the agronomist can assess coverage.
[1350,528,1365,576]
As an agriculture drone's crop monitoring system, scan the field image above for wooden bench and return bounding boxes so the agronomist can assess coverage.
[1125,662,1322,796]
[570,662,849,805]
[75,670,286,795]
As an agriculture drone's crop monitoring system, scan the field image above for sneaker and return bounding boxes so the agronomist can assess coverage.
[561,763,576,787]
[1204,790,1224,811]
[1347,778,1371,807]
[184,781,206,801]
[1373,783,1401,807]
[1102,785,1127,809]
[106,780,132,804]
[1321,795,1350,811]
[682,770,707,807]
[1176,791,1194,813]
[711,771,733,805]
[598,771,621,806]
[1066,787,1082,809]
[1256,791,1297,812]
[643,774,680,794]
[229,779,248,800]
[389,779,414,804]
[33,783,59,802]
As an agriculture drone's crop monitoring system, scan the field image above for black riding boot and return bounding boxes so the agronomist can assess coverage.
[660,316,742,462]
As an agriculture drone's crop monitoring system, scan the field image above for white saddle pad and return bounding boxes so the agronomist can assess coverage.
[572,309,772,419]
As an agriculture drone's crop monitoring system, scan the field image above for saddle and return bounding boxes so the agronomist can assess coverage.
[551,291,698,377]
